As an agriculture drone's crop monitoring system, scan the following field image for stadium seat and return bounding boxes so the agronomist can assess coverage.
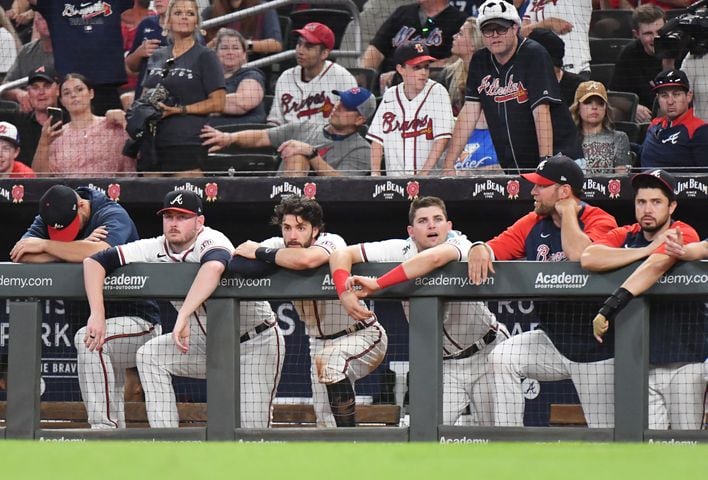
[348,67,379,93]
[638,122,650,144]
[205,152,280,176]
[589,9,634,39]
[263,94,274,116]
[288,9,352,49]
[608,90,639,122]
[0,100,19,113]
[278,15,292,44]
[590,38,632,64]
[613,120,641,143]
[589,63,615,88]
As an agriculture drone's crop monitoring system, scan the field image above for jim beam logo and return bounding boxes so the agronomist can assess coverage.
[608,178,621,199]
[87,183,106,196]
[175,182,204,198]
[205,182,219,202]
[583,178,607,199]
[373,181,405,200]
[472,179,505,199]
[269,181,302,199]
[675,178,707,198]
[506,179,520,199]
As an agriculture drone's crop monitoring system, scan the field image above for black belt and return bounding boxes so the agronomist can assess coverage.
[444,329,497,361]
[315,321,368,340]
[240,321,275,343]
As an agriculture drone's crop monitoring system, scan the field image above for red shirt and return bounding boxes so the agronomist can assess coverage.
[7,161,36,179]
[594,220,699,254]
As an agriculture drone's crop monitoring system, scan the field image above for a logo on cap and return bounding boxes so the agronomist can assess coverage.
[170,194,184,205]
[538,159,547,170]
[0,124,7,134]
[650,170,662,178]
[587,82,600,90]
[350,87,360,94]
[414,43,424,53]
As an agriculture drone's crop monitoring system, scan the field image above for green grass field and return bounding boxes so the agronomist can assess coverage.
[3,441,707,480]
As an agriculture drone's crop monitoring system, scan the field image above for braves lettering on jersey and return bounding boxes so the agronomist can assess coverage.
[640,108,708,171]
[467,37,582,171]
[367,79,453,176]
[594,221,705,364]
[370,4,466,73]
[524,0,592,74]
[268,61,357,126]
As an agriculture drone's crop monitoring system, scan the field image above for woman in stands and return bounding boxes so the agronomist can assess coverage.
[202,0,283,54]
[32,73,135,176]
[440,18,501,175]
[208,28,266,126]
[141,0,225,176]
[570,80,632,174]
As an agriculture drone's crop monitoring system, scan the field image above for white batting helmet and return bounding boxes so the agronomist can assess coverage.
[477,0,522,29]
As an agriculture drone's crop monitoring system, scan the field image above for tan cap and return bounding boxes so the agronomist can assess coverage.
[574,81,608,104]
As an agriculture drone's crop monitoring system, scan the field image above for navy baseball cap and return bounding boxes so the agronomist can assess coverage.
[39,185,82,242]
[528,28,565,68]
[28,65,58,85]
[332,87,377,120]
[631,169,676,200]
[157,190,203,216]
[393,42,437,66]
[521,154,584,190]
[652,69,689,92]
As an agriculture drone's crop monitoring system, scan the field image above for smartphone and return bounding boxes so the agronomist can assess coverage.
[47,107,62,126]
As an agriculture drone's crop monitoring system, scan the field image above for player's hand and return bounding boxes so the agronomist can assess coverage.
[200,125,231,152]
[592,313,609,343]
[9,237,47,262]
[346,275,380,298]
[339,290,373,322]
[234,240,260,259]
[468,244,494,286]
[554,198,580,218]
[86,226,108,242]
[664,228,686,258]
[84,314,107,352]
[277,140,314,161]
[172,316,190,353]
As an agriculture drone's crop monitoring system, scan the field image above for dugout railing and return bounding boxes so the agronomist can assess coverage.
[0,261,706,443]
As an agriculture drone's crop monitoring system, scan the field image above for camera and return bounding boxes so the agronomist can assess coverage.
[654,0,708,59]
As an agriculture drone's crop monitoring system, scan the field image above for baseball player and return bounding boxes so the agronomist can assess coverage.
[82,190,284,429]
[442,0,582,173]
[268,22,357,126]
[582,170,706,429]
[467,155,618,427]
[367,42,454,176]
[231,196,387,427]
[330,196,510,425]
[10,184,161,429]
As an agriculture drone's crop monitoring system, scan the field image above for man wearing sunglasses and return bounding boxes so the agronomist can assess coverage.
[442,0,582,174]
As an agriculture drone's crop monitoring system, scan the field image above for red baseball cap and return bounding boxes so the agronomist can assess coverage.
[294,22,335,50]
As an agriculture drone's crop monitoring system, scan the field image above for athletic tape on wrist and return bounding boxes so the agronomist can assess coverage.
[598,287,634,321]
[255,247,279,264]
[376,264,409,289]
[332,269,350,296]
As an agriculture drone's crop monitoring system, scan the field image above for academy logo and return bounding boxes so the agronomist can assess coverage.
[103,274,148,291]
[321,273,336,292]
[675,178,707,198]
[534,272,589,289]
[372,181,405,200]
[269,181,302,199]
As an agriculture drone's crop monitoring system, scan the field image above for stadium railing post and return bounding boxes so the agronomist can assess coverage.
[206,298,240,441]
[408,297,443,441]
[614,297,650,442]
[6,301,42,439]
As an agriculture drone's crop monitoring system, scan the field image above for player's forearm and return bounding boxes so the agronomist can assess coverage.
[532,104,553,157]
[44,240,111,263]
[275,247,329,270]
[179,261,225,319]
[621,253,676,296]
[581,244,653,272]
[14,252,60,263]
[399,244,459,279]
[329,247,363,274]
[559,214,591,261]
[83,257,107,318]
[681,241,708,261]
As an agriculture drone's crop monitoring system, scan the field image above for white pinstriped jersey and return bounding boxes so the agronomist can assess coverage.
[116,226,274,333]
[261,232,373,337]
[268,61,357,126]
[358,231,498,355]
[367,79,454,176]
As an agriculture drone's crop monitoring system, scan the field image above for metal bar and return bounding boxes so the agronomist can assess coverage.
[408,297,443,441]
[235,427,408,442]
[6,301,42,439]
[206,298,240,440]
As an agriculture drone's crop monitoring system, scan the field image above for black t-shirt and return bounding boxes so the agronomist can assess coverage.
[370,4,466,73]
[467,37,582,171]
[609,39,662,109]
[560,70,583,108]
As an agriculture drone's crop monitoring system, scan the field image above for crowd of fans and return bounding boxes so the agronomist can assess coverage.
[0,0,706,178]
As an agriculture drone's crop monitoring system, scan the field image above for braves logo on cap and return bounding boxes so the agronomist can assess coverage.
[170,194,184,205]
[0,124,6,134]
[649,169,663,178]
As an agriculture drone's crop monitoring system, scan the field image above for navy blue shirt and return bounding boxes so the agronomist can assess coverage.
[23,187,160,325]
